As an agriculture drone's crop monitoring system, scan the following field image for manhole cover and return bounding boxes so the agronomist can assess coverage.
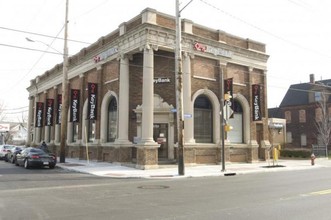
[138,185,169,189]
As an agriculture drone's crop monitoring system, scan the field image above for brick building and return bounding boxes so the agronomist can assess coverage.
[27,8,270,169]
[269,74,331,154]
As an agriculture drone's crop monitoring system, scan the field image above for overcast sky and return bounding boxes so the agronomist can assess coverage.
[1,0,330,122]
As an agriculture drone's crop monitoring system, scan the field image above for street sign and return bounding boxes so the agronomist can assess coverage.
[223,104,233,120]
[184,113,192,118]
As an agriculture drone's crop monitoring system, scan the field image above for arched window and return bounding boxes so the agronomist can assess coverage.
[227,100,243,143]
[72,123,78,142]
[107,98,117,142]
[194,95,213,143]
[88,121,95,142]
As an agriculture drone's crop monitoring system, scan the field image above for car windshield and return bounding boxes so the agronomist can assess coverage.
[4,145,14,149]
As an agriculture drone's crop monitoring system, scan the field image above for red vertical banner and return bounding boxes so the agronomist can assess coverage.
[224,78,234,118]
[70,89,80,122]
[252,84,262,121]
[56,94,62,124]
[87,83,98,120]
[35,102,44,127]
[45,99,54,126]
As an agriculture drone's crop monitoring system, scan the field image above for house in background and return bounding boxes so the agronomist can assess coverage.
[269,74,331,155]
[0,122,27,145]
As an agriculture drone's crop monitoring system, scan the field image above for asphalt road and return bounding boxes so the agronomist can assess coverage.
[1,160,331,220]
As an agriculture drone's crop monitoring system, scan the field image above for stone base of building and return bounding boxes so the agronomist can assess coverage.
[52,142,260,168]
[260,140,272,161]
[175,143,260,164]
[100,145,133,163]
[135,142,160,170]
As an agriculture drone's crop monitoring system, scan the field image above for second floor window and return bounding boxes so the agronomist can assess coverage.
[315,108,322,122]
[285,111,291,123]
[299,110,306,123]
[315,92,322,102]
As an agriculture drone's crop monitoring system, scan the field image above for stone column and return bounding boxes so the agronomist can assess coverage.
[115,55,131,144]
[54,87,61,144]
[27,96,34,146]
[95,67,103,143]
[114,54,133,162]
[43,91,50,143]
[78,73,85,143]
[49,86,57,146]
[248,66,261,162]
[136,44,159,169]
[33,95,41,145]
[182,52,195,144]
[141,45,155,143]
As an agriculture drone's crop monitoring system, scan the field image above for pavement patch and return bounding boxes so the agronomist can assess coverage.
[59,163,85,167]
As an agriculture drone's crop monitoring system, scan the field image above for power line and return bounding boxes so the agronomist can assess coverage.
[0,26,91,45]
[3,106,28,111]
[0,43,61,55]
[199,0,331,60]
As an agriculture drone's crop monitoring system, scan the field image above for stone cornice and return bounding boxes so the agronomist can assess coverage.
[27,23,268,96]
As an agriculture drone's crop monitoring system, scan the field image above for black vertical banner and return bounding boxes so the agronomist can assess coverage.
[70,89,80,122]
[56,95,62,124]
[87,83,98,120]
[252,84,262,121]
[35,102,44,127]
[224,78,234,118]
[45,99,54,126]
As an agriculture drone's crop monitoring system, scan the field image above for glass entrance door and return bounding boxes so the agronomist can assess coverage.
[153,123,168,159]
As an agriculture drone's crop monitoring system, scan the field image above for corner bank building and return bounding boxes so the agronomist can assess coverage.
[27,8,270,169]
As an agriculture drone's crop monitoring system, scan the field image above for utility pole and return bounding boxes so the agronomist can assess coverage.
[220,66,226,172]
[175,0,193,176]
[175,0,184,175]
[60,0,69,163]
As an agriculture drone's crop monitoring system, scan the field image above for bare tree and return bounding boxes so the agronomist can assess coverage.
[0,101,7,122]
[315,91,331,156]
[3,131,12,144]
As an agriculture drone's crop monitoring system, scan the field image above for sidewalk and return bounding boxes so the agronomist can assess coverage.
[56,158,331,179]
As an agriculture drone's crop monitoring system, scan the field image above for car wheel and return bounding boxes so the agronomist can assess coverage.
[24,159,30,169]
[49,164,55,169]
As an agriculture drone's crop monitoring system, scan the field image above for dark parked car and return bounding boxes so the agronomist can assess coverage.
[0,145,15,160]
[6,146,25,163]
[15,147,56,169]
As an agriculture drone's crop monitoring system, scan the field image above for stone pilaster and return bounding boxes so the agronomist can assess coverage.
[115,54,131,145]
[27,96,34,146]
[183,52,195,144]
[135,44,159,169]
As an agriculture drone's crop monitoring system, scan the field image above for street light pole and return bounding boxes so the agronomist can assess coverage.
[60,0,69,163]
[25,37,62,54]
